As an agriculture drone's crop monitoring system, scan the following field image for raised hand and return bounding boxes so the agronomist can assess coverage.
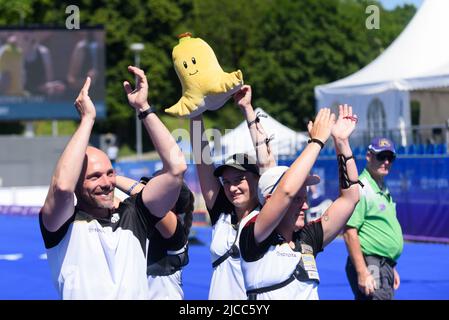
[233,85,252,111]
[74,77,96,120]
[307,108,336,144]
[332,104,357,141]
[123,66,150,111]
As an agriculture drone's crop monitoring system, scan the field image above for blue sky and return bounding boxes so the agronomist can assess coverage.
[379,0,423,10]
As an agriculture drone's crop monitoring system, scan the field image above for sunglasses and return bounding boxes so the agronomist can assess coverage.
[373,152,396,162]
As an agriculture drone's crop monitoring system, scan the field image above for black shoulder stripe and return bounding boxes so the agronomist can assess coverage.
[39,210,75,249]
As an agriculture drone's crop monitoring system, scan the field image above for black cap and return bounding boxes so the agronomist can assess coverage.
[213,153,259,177]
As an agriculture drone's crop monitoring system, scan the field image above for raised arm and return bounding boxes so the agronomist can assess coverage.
[124,66,187,218]
[234,85,276,173]
[321,104,360,247]
[254,108,335,243]
[189,115,222,209]
[41,77,95,231]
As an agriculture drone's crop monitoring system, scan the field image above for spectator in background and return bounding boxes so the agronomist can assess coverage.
[106,144,118,166]
[19,32,65,97]
[0,34,25,96]
[343,137,403,300]
[430,127,443,145]
[66,31,104,100]
[0,32,65,97]
[104,134,119,166]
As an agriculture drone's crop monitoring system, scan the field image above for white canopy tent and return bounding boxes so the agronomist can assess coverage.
[211,107,308,161]
[315,0,449,146]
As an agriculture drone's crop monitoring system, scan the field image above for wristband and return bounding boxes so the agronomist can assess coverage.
[138,107,155,120]
[343,115,358,123]
[247,111,267,127]
[308,138,324,149]
[247,117,260,127]
[127,181,140,195]
[337,154,364,189]
[339,154,354,163]
[255,134,275,147]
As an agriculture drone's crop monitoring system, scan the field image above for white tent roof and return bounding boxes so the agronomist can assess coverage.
[211,108,308,160]
[315,0,449,97]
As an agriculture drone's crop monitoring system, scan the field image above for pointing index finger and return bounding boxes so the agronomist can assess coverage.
[82,77,91,92]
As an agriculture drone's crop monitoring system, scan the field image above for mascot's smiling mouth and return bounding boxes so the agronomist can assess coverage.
[189,70,199,76]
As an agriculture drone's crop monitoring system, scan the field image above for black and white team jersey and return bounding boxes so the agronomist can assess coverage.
[208,187,259,300]
[146,216,189,300]
[39,192,157,300]
[239,212,324,300]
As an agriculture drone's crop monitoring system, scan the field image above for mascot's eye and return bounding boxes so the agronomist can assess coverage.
[191,57,196,64]
[183,61,188,69]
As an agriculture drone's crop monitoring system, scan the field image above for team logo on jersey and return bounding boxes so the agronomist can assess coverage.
[379,204,386,211]
[111,213,120,223]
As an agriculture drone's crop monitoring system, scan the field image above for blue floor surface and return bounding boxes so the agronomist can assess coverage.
[1,215,448,300]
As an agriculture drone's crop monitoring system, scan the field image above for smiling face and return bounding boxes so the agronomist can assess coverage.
[221,167,259,210]
[75,147,116,216]
[181,56,199,76]
[172,36,223,90]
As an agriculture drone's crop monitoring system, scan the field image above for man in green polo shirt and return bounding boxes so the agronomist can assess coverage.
[343,137,403,300]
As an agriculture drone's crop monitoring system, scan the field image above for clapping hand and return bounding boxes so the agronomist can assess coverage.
[123,66,150,112]
[74,77,96,120]
[307,108,336,145]
[331,104,358,141]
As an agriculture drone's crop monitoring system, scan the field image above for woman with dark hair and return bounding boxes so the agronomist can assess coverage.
[115,175,194,300]
[190,85,276,299]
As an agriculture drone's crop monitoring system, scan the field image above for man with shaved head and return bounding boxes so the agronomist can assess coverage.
[39,66,187,299]
[74,147,116,213]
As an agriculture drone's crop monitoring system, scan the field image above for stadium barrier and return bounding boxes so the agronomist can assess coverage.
[2,154,447,242]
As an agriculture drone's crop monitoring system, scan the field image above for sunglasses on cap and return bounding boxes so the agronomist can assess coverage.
[372,151,396,162]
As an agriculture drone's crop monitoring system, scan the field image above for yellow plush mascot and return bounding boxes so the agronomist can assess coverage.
[165,33,243,117]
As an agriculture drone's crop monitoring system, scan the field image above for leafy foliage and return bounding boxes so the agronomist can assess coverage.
[0,0,416,152]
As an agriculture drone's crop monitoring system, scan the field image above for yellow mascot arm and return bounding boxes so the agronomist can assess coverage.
[165,93,204,117]
[207,70,243,94]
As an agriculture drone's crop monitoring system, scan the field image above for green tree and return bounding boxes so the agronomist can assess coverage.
[0,0,416,150]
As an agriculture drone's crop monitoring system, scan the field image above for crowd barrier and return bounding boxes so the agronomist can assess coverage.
[279,155,449,243]
[2,155,447,242]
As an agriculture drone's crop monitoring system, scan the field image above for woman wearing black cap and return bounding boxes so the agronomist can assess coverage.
[115,175,194,300]
[190,85,276,300]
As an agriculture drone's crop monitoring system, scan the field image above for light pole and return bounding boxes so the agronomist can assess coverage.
[130,43,145,159]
